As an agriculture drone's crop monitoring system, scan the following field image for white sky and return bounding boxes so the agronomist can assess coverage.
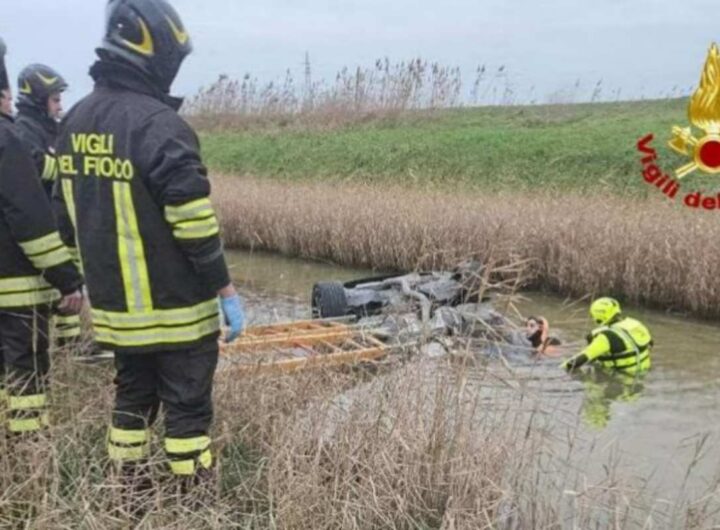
[1,0,719,106]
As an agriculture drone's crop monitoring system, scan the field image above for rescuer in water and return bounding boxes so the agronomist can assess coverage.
[14,65,84,349]
[53,0,245,502]
[561,297,653,375]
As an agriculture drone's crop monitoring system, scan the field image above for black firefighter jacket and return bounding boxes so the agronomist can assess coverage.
[54,60,231,355]
[15,103,59,198]
[0,113,82,311]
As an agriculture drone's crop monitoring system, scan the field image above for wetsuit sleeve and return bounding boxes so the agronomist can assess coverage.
[140,110,231,293]
[0,128,82,294]
[563,334,610,371]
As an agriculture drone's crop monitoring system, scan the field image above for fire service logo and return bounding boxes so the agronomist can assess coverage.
[638,43,720,210]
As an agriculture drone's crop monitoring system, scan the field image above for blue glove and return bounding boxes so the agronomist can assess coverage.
[220,294,246,343]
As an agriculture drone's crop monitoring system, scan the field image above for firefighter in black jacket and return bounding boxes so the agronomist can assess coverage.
[15,65,67,197]
[0,37,84,436]
[54,0,245,486]
[15,65,82,347]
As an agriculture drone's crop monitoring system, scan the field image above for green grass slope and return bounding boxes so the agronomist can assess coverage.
[200,99,692,193]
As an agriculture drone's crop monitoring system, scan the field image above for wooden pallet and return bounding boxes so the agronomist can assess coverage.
[220,320,390,377]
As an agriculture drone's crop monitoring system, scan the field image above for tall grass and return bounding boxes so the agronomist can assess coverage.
[183,56,672,131]
[185,58,464,130]
[214,176,720,318]
[2,338,719,528]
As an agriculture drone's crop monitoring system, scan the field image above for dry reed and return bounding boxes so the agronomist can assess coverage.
[2,341,717,529]
[183,56,689,132]
[213,176,719,318]
[184,58,464,131]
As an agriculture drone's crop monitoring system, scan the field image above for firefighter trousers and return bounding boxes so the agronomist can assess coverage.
[108,341,219,476]
[0,307,51,435]
[54,313,82,347]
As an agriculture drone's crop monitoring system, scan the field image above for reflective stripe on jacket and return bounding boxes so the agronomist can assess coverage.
[585,317,653,375]
[54,60,230,354]
[15,103,59,198]
[0,113,82,310]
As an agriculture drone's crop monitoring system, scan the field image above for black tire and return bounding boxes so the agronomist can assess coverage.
[312,282,349,318]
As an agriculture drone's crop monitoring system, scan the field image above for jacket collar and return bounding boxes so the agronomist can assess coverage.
[16,102,57,135]
[90,56,184,112]
[0,111,13,124]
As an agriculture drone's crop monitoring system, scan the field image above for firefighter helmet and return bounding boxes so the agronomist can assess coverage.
[589,297,622,325]
[100,0,193,93]
[17,64,68,109]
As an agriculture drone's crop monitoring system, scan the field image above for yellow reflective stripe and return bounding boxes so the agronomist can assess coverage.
[42,155,57,181]
[168,450,213,476]
[108,444,149,461]
[61,179,84,274]
[113,181,153,313]
[27,245,72,269]
[94,316,220,347]
[172,216,220,240]
[199,449,212,469]
[55,325,82,339]
[9,394,47,411]
[169,459,196,476]
[164,198,215,224]
[68,246,80,263]
[108,427,150,462]
[0,275,59,308]
[0,275,52,293]
[9,412,49,433]
[55,314,81,326]
[110,427,149,445]
[0,288,59,308]
[91,299,219,329]
[62,179,78,231]
[18,232,64,256]
[165,436,211,454]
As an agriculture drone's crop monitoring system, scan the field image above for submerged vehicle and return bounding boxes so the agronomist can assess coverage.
[311,263,488,320]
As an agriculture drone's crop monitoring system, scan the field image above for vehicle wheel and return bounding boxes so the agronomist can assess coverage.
[312,282,349,318]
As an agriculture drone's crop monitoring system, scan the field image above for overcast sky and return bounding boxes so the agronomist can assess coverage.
[2,0,719,106]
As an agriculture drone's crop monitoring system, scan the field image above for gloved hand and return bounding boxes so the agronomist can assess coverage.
[220,294,246,343]
[561,353,588,373]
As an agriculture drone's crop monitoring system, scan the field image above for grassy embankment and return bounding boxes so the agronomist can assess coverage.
[199,98,720,318]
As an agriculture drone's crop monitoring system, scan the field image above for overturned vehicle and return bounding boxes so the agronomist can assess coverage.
[309,263,524,346]
[220,263,544,377]
[311,263,490,320]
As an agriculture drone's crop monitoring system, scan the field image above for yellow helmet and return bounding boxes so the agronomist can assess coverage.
[589,297,621,325]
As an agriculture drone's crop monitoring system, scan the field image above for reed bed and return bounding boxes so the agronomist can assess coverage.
[214,176,719,318]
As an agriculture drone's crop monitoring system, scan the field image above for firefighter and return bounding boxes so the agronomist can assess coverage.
[15,65,82,348]
[53,0,245,488]
[0,37,84,437]
[561,297,653,376]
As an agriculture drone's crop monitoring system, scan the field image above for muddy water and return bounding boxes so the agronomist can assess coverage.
[227,250,720,501]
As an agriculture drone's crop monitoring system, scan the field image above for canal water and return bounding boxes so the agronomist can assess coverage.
[226,249,720,504]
